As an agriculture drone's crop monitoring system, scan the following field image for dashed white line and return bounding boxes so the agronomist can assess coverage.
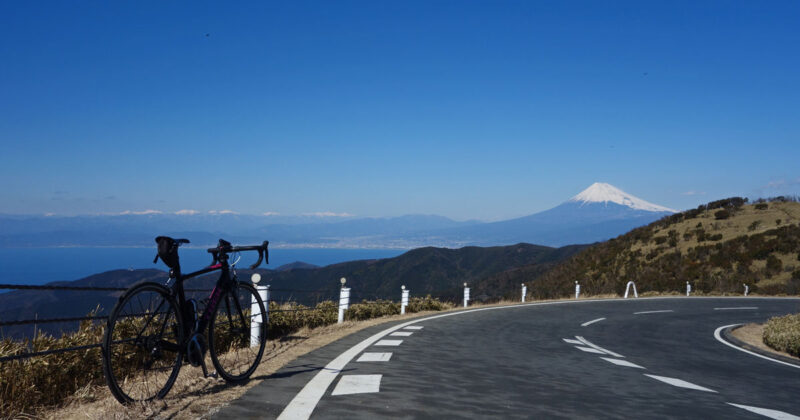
[404,326,424,330]
[634,310,674,315]
[727,403,800,420]
[374,339,403,346]
[331,375,382,396]
[357,352,392,362]
[714,307,758,311]
[576,336,625,358]
[390,331,413,337]
[563,338,583,345]
[600,357,645,369]
[581,317,606,327]
[713,324,800,370]
[644,374,717,393]
[575,346,606,354]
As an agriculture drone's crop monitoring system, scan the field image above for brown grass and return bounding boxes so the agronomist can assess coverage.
[731,322,800,360]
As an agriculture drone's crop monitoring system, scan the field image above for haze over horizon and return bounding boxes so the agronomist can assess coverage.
[2,2,798,221]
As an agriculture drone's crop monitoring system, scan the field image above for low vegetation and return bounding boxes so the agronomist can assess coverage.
[762,313,800,357]
[0,296,453,417]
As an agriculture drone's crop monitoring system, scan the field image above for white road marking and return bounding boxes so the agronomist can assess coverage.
[390,331,413,337]
[581,317,606,327]
[357,352,392,362]
[644,374,717,393]
[278,297,786,420]
[576,336,625,358]
[634,310,674,315]
[575,346,606,354]
[331,375,382,396]
[404,326,424,330]
[714,324,800,370]
[374,339,403,346]
[600,357,645,369]
[714,307,758,310]
[727,403,800,420]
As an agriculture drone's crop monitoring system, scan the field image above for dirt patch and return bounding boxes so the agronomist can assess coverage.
[730,323,800,362]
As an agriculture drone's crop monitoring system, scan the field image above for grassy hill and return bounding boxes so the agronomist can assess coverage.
[493,197,800,298]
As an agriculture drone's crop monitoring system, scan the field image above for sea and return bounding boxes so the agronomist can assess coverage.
[0,247,406,289]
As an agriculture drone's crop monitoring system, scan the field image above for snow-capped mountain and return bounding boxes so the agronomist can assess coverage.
[428,183,676,246]
[568,182,677,213]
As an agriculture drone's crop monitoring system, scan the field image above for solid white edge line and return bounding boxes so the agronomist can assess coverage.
[633,310,674,315]
[727,403,800,420]
[576,336,624,358]
[276,297,800,420]
[581,317,606,327]
[713,324,800,370]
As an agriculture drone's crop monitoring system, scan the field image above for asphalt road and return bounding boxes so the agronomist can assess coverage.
[214,297,800,419]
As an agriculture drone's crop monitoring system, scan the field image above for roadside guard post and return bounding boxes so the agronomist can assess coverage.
[686,281,691,296]
[401,285,409,315]
[338,277,350,324]
[463,283,470,308]
[575,281,580,299]
[624,281,638,298]
[521,283,527,303]
[250,273,269,347]
[744,284,749,296]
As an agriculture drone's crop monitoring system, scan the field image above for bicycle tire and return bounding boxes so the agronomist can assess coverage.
[208,281,267,382]
[102,281,184,404]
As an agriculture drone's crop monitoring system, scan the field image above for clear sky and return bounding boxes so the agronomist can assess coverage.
[1,1,798,221]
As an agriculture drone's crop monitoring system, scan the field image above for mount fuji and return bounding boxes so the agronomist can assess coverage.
[429,183,677,247]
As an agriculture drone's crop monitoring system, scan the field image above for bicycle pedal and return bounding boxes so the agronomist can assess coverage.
[205,370,219,379]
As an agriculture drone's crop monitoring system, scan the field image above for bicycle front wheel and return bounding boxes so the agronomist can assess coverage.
[208,282,267,382]
[102,282,184,404]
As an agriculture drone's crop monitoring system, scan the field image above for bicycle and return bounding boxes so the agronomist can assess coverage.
[102,236,269,404]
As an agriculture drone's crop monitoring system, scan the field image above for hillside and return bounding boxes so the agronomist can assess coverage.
[497,198,800,298]
[0,242,586,339]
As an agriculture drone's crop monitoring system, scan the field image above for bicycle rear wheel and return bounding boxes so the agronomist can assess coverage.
[102,282,184,404]
[208,282,267,382]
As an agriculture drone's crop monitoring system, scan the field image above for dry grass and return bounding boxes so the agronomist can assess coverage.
[731,322,800,361]
[632,201,800,257]
[762,314,800,357]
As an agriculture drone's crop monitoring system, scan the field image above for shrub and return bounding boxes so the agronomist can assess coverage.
[748,221,761,232]
[708,233,723,241]
[714,209,730,220]
[654,236,668,245]
[345,299,399,320]
[755,203,768,210]
[766,255,783,274]
[776,219,782,226]
[763,314,800,357]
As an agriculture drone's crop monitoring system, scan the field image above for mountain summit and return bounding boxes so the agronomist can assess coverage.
[569,182,677,213]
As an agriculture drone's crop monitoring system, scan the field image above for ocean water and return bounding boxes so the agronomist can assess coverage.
[0,247,406,287]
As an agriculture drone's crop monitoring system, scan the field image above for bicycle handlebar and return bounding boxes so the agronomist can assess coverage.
[207,240,269,269]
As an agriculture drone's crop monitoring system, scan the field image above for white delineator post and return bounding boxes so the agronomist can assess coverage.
[250,273,269,347]
[338,277,350,324]
[401,285,409,315]
[624,281,638,298]
[463,283,470,308]
[521,283,527,303]
[575,281,580,299]
[744,284,749,296]
[686,281,691,297]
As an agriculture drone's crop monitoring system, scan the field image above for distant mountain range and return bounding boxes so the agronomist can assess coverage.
[0,183,675,248]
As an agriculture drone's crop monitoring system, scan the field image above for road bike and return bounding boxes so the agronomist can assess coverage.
[101,236,269,404]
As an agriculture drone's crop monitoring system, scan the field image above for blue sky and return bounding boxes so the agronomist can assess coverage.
[1,1,798,221]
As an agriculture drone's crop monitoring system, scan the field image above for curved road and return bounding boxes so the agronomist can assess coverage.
[216,297,800,419]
